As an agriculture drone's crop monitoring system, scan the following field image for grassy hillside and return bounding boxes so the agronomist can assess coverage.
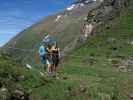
[2,2,102,61]
[26,7,133,100]
[4,6,90,50]
[22,6,133,100]
[1,1,133,100]
[0,53,50,99]
[2,2,102,67]
[1,5,133,100]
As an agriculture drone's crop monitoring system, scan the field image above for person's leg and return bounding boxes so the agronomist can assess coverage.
[54,55,59,73]
[40,55,46,72]
[40,56,44,64]
[47,64,52,75]
[52,56,59,77]
[53,64,56,72]
[52,55,57,76]
[50,64,55,77]
[49,55,54,75]
[46,60,52,75]
[52,64,56,76]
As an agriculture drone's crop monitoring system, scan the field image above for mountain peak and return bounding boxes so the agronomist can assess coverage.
[73,0,96,4]
[66,0,96,11]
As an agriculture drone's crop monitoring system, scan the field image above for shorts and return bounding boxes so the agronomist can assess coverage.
[46,60,50,65]
[46,54,53,64]
[52,53,59,66]
[40,55,46,64]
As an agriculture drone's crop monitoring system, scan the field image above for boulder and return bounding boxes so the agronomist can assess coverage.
[17,75,26,81]
[0,87,10,100]
[79,85,87,93]
[11,89,29,100]
[119,58,133,72]
[128,92,133,100]
[118,65,128,72]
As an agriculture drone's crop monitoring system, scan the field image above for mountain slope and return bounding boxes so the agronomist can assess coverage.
[1,4,133,100]
[30,5,133,100]
[2,1,102,66]
[0,54,48,100]
[0,0,133,100]
[2,0,130,70]
[4,1,100,50]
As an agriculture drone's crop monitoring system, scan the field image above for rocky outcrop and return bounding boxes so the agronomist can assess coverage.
[118,57,133,72]
[81,0,130,40]
[0,54,30,100]
[63,0,130,54]
[0,87,29,100]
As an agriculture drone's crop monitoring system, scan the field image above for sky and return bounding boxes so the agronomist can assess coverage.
[0,0,73,47]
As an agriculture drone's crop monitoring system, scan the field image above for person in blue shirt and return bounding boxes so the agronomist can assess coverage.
[38,45,46,69]
[39,33,60,77]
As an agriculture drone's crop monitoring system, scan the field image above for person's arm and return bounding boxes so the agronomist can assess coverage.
[52,48,58,51]
[46,47,52,53]
[51,46,58,51]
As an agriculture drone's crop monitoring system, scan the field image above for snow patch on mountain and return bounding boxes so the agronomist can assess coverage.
[66,4,76,11]
[66,0,97,11]
[55,15,62,22]
[79,3,85,7]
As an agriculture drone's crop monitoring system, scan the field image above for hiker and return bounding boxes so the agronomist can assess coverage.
[45,43,59,76]
[38,45,46,70]
[51,42,60,74]
[41,33,60,76]
[46,44,54,76]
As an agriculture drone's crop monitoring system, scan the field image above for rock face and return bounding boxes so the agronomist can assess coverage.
[83,22,96,38]
[11,89,29,100]
[128,92,133,100]
[102,0,128,7]
[0,87,29,100]
[0,54,30,100]
[118,57,133,72]
[81,0,130,40]
[0,88,10,100]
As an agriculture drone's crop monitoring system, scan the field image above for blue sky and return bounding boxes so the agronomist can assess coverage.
[0,0,73,47]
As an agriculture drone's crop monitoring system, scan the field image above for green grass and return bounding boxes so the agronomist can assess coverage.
[0,54,50,94]
[54,8,133,100]
[1,5,133,100]
[16,7,133,100]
